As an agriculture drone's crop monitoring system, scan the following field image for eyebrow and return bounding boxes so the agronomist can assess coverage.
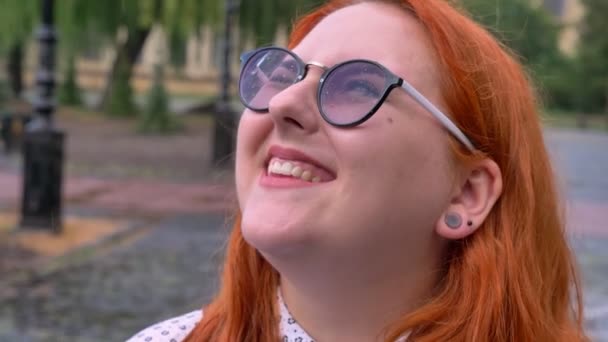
[292,49,383,71]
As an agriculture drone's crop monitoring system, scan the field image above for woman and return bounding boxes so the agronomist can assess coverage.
[128,0,589,341]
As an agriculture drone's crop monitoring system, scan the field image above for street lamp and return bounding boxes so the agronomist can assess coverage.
[212,0,239,166]
[20,0,65,233]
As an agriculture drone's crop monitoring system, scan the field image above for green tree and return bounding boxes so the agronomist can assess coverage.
[0,77,8,107]
[57,0,87,106]
[164,0,221,72]
[139,64,179,133]
[0,0,326,116]
[58,55,82,106]
[78,0,223,116]
[85,0,163,116]
[106,57,136,117]
[463,0,561,65]
[577,0,608,114]
[0,0,38,99]
[239,0,323,46]
[0,0,89,105]
[461,0,568,108]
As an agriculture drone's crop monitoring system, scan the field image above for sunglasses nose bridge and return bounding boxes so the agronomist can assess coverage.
[302,61,328,79]
[295,62,326,93]
[306,61,328,70]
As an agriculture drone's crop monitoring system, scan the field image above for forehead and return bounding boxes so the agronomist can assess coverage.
[293,2,439,85]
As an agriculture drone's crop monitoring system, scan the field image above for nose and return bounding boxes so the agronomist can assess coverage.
[266,64,327,134]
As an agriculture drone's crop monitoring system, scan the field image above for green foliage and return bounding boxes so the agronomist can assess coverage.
[463,0,562,66]
[59,55,82,106]
[81,0,222,110]
[239,0,324,45]
[57,0,88,54]
[167,0,189,71]
[0,77,8,107]
[106,58,137,117]
[535,54,581,110]
[0,0,38,50]
[577,0,608,112]
[139,64,180,133]
[462,0,576,110]
[0,0,37,100]
[161,0,222,70]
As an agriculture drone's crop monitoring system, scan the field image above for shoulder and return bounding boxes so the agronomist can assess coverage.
[126,310,203,342]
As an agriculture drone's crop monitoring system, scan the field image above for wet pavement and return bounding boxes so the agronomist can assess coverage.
[547,129,608,341]
[0,128,605,341]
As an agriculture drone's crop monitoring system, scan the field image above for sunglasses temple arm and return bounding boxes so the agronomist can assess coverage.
[400,81,476,152]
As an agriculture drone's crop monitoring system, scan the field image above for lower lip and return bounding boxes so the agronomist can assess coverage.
[259,172,325,188]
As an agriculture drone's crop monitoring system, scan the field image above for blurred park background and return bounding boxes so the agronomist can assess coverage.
[0,0,606,341]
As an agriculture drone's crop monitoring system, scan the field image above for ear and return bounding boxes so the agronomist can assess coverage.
[436,158,503,240]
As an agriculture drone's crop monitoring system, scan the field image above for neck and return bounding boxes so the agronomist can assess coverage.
[270,246,443,342]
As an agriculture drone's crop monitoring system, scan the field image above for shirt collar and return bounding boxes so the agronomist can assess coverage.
[278,289,316,341]
[277,289,410,342]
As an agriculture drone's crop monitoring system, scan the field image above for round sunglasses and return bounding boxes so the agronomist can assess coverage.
[238,46,475,152]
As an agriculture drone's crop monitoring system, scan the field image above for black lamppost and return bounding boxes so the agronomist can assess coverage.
[212,0,239,166]
[20,0,65,233]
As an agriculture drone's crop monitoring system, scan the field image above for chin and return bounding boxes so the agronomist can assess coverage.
[240,208,318,257]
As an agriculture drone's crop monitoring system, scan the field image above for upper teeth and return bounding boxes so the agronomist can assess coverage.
[268,160,321,182]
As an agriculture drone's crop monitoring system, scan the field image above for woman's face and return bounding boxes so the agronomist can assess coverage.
[236,2,457,261]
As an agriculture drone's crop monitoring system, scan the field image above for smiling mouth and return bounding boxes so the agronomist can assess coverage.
[263,156,336,186]
[267,158,325,183]
[261,145,336,187]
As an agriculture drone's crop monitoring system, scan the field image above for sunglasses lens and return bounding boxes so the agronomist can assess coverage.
[239,49,300,111]
[320,61,387,125]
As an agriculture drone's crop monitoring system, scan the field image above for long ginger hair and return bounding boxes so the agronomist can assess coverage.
[186,0,589,341]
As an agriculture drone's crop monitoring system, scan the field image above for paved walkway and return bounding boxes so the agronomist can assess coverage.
[0,128,606,341]
[0,214,228,342]
[0,171,235,216]
[544,129,608,340]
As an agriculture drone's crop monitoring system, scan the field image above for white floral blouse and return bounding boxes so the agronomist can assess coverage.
[126,291,409,342]
[126,291,315,342]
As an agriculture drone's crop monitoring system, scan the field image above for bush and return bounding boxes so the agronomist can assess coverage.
[59,55,82,106]
[139,64,180,134]
[533,54,580,111]
[0,77,8,107]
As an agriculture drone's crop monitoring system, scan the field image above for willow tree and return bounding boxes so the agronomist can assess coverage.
[165,0,222,72]
[0,76,8,108]
[0,0,38,100]
[461,0,568,109]
[73,0,161,116]
[578,0,608,116]
[57,0,88,106]
[65,0,223,117]
[239,0,324,46]
[0,0,91,106]
[462,0,562,68]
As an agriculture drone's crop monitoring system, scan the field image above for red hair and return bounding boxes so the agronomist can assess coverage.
[186,1,589,340]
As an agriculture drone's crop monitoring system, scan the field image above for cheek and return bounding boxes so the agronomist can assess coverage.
[348,112,451,178]
[336,116,454,223]
[235,113,273,204]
